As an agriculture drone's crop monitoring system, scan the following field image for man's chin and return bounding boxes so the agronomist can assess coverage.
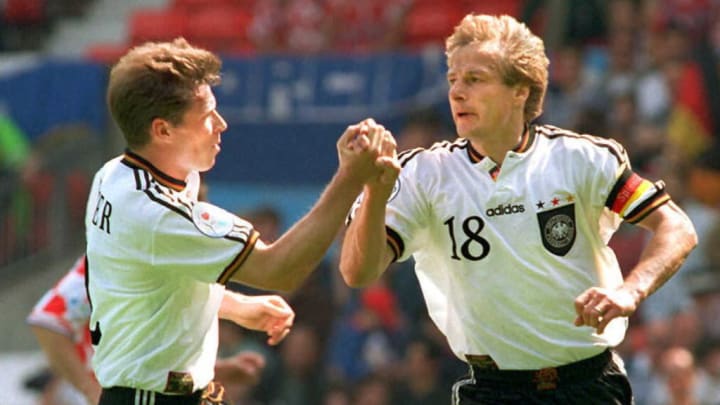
[199,159,216,173]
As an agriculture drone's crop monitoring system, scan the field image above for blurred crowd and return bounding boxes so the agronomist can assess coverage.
[4,0,720,404]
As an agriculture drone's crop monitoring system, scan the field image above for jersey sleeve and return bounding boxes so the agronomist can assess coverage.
[604,167,670,224]
[150,201,259,285]
[586,138,670,224]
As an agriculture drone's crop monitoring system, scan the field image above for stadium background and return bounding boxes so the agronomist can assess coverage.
[1,0,720,404]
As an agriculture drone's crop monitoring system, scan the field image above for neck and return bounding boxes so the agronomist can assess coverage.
[468,122,526,165]
[129,146,188,181]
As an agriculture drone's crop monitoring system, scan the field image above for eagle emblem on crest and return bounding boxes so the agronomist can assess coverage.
[536,203,576,256]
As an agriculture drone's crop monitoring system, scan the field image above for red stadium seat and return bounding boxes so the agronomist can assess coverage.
[129,8,188,45]
[85,42,130,65]
[3,0,46,24]
[404,3,465,48]
[461,0,523,17]
[184,7,253,53]
[172,0,255,13]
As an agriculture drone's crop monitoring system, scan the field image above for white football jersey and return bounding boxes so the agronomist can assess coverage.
[350,124,669,369]
[85,151,258,393]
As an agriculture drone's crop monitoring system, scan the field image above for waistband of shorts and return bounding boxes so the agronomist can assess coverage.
[101,386,204,405]
[465,349,613,390]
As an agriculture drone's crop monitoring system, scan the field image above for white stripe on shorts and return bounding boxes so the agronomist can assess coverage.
[452,366,476,405]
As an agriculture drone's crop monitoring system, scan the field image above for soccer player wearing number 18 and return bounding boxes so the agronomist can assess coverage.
[339,14,698,405]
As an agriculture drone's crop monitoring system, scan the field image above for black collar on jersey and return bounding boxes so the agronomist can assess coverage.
[122,149,187,191]
[465,123,536,164]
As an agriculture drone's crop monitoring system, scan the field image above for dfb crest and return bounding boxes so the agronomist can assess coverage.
[537,204,576,256]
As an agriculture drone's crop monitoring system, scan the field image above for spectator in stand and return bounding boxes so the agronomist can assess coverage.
[391,335,449,405]
[395,108,455,151]
[253,323,325,405]
[540,44,603,130]
[520,0,609,50]
[322,381,352,405]
[648,345,717,405]
[326,276,403,383]
[216,320,272,404]
[351,373,392,405]
[696,341,720,403]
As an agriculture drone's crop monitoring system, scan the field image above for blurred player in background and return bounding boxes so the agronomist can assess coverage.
[27,255,281,405]
[85,38,396,404]
[340,14,697,404]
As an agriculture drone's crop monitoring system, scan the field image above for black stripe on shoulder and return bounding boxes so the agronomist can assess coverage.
[144,189,193,221]
[132,167,142,190]
[151,183,193,213]
[398,148,425,167]
[128,165,152,191]
[226,222,254,243]
[397,139,465,167]
[536,125,627,165]
[143,171,152,190]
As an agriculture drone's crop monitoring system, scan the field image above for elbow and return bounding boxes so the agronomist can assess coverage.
[678,211,699,252]
[688,226,698,251]
[342,274,370,289]
[670,214,698,260]
[341,272,364,289]
[339,262,376,288]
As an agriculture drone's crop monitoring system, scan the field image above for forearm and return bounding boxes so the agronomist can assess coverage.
[238,169,364,291]
[621,203,698,304]
[31,326,99,401]
[340,186,392,287]
[217,290,293,345]
[218,290,250,324]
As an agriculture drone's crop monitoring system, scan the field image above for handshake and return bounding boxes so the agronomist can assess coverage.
[337,118,401,196]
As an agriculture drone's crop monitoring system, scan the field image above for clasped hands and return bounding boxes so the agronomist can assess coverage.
[337,118,401,196]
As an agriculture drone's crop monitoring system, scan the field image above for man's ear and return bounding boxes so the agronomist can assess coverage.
[149,118,172,143]
[513,85,530,107]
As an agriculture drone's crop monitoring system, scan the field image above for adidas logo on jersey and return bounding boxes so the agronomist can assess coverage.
[486,203,525,217]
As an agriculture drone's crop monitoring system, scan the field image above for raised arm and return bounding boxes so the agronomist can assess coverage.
[233,120,397,292]
[339,186,397,288]
[575,201,698,333]
[340,128,401,288]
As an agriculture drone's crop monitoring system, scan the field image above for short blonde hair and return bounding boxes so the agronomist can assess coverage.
[446,14,549,122]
